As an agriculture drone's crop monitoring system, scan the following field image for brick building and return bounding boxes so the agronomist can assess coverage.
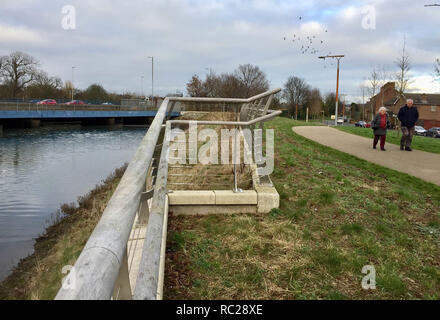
[367,82,440,129]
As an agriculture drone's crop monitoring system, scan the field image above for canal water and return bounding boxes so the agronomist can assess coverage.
[0,125,147,281]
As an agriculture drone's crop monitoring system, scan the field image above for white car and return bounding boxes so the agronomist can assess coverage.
[414,126,427,136]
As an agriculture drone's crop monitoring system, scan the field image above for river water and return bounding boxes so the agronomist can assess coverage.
[0,125,147,281]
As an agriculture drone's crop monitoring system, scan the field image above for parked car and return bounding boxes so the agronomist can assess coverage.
[65,100,85,106]
[426,127,440,138]
[101,102,114,105]
[414,126,427,136]
[337,117,344,124]
[36,99,57,105]
[355,121,367,128]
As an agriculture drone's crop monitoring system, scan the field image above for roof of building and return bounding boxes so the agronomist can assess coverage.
[384,93,440,106]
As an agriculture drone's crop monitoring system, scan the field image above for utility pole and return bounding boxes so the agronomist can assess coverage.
[148,56,154,107]
[71,66,76,101]
[319,55,344,126]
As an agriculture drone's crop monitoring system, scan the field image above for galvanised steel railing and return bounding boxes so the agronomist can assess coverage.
[55,88,280,300]
[0,102,159,112]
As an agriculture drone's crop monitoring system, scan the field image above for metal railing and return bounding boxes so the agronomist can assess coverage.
[55,88,280,300]
[0,102,160,112]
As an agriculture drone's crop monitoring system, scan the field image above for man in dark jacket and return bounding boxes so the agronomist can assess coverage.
[397,99,419,151]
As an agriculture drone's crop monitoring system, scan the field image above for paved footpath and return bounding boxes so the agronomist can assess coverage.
[292,126,440,186]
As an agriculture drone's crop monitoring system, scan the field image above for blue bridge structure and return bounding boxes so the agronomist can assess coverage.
[0,103,180,128]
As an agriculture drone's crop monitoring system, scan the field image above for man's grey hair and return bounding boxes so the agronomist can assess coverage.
[407,99,414,104]
[378,106,387,113]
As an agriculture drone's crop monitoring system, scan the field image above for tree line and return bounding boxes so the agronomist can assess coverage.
[186,64,339,120]
[0,51,140,103]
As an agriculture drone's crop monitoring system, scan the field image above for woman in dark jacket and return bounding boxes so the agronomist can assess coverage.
[371,107,390,151]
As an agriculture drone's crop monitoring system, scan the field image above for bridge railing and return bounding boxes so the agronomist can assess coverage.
[0,102,160,112]
[55,89,280,300]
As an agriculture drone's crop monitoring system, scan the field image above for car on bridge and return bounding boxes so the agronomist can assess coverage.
[65,100,85,106]
[36,99,57,105]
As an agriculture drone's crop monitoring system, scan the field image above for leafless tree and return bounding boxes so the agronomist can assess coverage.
[234,64,269,98]
[186,65,269,98]
[186,74,206,97]
[435,58,440,79]
[283,76,310,118]
[25,71,63,99]
[395,38,412,95]
[307,88,323,116]
[0,51,40,97]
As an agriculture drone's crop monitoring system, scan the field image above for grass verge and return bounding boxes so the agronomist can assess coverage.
[336,126,440,154]
[0,164,127,300]
[164,117,440,300]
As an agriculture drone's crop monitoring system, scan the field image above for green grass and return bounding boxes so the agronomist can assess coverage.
[164,117,440,300]
[336,126,440,154]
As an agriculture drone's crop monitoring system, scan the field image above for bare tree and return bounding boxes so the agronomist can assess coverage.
[435,58,440,79]
[0,51,40,97]
[307,88,323,116]
[367,66,389,119]
[283,76,310,119]
[26,71,63,99]
[234,64,269,98]
[395,38,411,95]
[186,74,206,97]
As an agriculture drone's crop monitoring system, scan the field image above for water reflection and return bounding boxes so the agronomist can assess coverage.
[0,125,147,281]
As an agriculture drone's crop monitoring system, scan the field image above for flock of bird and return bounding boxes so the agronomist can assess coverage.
[284,16,334,68]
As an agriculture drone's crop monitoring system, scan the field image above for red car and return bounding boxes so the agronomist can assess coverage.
[37,99,57,105]
[65,100,85,105]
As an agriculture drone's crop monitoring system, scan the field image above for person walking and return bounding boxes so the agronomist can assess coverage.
[371,107,390,151]
[398,99,419,151]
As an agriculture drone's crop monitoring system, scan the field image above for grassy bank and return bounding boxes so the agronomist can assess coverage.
[0,164,127,300]
[336,126,440,154]
[164,117,440,300]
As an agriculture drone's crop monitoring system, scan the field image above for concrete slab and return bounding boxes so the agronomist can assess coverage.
[169,205,257,216]
[168,190,216,205]
[214,190,258,205]
[255,185,279,213]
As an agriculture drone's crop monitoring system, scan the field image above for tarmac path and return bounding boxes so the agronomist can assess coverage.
[292,126,440,186]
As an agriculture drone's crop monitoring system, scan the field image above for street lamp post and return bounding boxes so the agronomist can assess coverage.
[71,66,76,101]
[141,75,144,98]
[319,55,344,126]
[148,56,154,107]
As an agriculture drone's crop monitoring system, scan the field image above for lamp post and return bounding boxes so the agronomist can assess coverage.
[141,75,144,98]
[148,56,154,107]
[319,55,344,126]
[71,66,76,101]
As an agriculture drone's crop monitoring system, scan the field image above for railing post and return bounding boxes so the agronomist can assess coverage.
[138,185,153,226]
[111,247,131,300]
[233,124,243,193]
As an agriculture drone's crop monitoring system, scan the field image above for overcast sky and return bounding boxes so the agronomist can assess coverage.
[1,0,439,102]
